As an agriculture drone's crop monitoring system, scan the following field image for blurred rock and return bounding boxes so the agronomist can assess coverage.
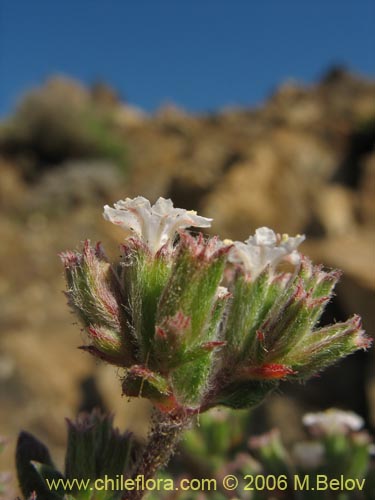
[0,76,128,179]
[90,81,121,108]
[0,160,26,209]
[115,104,148,127]
[27,160,125,213]
[359,153,375,227]
[201,130,337,238]
[313,185,357,237]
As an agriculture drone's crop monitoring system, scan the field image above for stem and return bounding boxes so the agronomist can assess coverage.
[123,409,192,500]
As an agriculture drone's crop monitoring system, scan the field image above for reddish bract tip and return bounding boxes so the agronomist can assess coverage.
[318,268,342,285]
[155,326,167,340]
[351,314,362,329]
[59,250,80,267]
[95,241,107,260]
[247,363,296,380]
[294,279,306,300]
[308,295,330,308]
[257,330,265,342]
[83,239,92,254]
[155,242,171,259]
[178,231,229,261]
[355,332,372,349]
[201,341,227,351]
[87,326,121,348]
[120,237,150,256]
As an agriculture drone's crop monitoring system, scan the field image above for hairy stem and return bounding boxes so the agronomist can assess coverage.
[123,409,192,500]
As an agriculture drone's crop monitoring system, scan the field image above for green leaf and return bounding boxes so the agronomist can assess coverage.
[211,380,277,410]
[32,461,66,496]
[65,411,134,486]
[16,431,61,500]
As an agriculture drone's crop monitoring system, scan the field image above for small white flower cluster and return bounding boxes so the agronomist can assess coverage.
[228,227,305,280]
[103,197,305,278]
[103,196,212,254]
[303,408,364,435]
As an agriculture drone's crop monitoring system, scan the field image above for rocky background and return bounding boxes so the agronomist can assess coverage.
[0,68,374,494]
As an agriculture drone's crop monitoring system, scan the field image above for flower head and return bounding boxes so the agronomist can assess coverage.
[103,196,212,254]
[229,227,305,280]
[61,196,371,415]
[303,408,364,435]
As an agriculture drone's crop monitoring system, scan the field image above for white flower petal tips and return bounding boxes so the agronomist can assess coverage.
[229,227,305,280]
[103,196,212,254]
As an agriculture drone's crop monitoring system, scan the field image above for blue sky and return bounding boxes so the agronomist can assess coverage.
[0,1,374,116]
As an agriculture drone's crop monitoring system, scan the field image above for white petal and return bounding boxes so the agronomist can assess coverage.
[152,197,175,215]
[103,197,212,254]
[103,205,141,235]
[229,228,305,279]
[253,227,277,246]
[303,409,364,434]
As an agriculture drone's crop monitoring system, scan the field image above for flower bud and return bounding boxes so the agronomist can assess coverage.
[60,241,133,366]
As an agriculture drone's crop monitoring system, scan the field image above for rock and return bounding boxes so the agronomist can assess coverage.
[0,160,26,209]
[313,185,357,237]
[359,153,375,227]
[27,160,125,213]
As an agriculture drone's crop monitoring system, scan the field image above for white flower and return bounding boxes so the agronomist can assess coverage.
[302,408,364,435]
[103,196,212,254]
[228,227,305,280]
